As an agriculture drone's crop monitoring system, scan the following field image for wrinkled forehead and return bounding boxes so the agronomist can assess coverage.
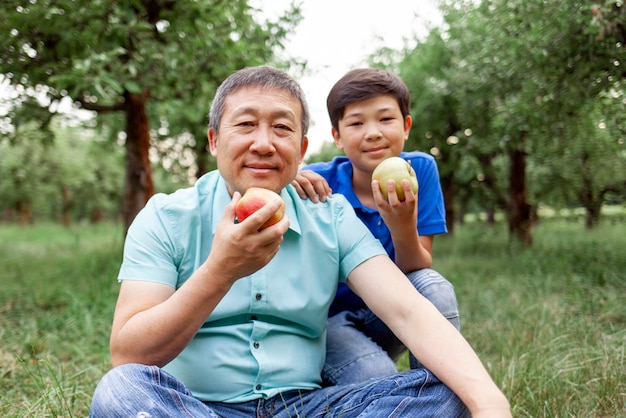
[225,86,303,122]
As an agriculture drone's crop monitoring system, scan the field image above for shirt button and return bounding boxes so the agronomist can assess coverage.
[253,341,260,349]
[256,384,262,390]
[255,293,262,300]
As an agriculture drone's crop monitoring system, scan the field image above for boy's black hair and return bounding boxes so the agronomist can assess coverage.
[326,68,410,132]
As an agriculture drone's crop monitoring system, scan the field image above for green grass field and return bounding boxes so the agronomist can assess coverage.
[1,217,625,417]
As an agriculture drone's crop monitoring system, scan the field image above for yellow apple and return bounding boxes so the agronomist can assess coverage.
[235,187,285,230]
[372,157,419,201]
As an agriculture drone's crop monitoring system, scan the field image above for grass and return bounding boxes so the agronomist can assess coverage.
[0,223,122,417]
[1,217,625,417]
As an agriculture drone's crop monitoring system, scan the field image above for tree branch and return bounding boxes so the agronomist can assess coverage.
[76,97,125,113]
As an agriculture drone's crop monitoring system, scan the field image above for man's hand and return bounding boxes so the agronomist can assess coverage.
[291,170,332,203]
[207,192,290,285]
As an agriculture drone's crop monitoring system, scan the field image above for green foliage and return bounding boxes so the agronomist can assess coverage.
[536,98,626,208]
[0,0,300,106]
[0,119,125,223]
[0,0,303,230]
[304,140,344,164]
[389,0,626,231]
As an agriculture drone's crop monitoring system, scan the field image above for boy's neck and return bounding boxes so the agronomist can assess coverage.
[352,168,376,209]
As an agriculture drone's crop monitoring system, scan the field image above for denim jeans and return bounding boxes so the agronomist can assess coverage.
[323,268,460,385]
[89,363,469,417]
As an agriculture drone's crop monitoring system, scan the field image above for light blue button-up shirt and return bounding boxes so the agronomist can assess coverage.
[117,171,386,402]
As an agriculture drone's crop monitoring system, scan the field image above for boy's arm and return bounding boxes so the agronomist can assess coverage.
[291,170,333,202]
[293,171,434,272]
[347,255,512,417]
[372,179,433,272]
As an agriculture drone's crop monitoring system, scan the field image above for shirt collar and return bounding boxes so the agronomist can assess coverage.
[210,175,301,235]
[334,161,375,212]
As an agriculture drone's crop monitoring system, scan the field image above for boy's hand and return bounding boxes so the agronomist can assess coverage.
[371,178,418,233]
[291,170,332,203]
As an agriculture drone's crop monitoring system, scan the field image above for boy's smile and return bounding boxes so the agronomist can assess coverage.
[333,95,411,175]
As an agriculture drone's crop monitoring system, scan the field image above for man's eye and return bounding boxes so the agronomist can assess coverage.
[275,124,294,131]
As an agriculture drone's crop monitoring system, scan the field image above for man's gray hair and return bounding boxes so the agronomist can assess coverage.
[208,66,310,142]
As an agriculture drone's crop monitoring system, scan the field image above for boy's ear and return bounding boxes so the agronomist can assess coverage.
[404,115,413,140]
[331,127,344,149]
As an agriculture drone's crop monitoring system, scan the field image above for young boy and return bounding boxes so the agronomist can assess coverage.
[293,68,459,385]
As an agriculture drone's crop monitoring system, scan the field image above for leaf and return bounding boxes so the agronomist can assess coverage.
[123,81,143,94]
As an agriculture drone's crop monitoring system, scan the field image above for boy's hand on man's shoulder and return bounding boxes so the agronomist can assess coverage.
[291,170,332,203]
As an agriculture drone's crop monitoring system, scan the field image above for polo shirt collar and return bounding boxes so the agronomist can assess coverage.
[334,161,374,213]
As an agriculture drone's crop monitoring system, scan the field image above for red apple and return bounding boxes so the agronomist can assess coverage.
[372,157,419,201]
[235,187,285,230]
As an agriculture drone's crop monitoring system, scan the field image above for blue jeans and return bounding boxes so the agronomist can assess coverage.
[89,363,469,417]
[323,269,460,385]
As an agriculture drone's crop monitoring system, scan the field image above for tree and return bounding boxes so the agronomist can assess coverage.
[395,29,464,233]
[537,94,626,228]
[0,0,301,232]
[304,141,344,164]
[0,118,126,224]
[434,0,626,243]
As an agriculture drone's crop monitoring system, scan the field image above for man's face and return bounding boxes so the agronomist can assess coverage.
[209,86,309,195]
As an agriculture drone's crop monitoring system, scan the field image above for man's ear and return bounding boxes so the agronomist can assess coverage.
[331,128,344,150]
[299,137,309,163]
[208,128,218,156]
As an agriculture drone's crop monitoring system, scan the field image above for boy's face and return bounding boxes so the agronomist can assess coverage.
[208,86,309,195]
[332,95,411,175]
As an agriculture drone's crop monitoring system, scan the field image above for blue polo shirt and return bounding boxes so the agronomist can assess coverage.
[304,151,447,315]
[117,170,386,402]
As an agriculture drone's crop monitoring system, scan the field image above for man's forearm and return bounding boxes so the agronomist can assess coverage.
[110,264,233,367]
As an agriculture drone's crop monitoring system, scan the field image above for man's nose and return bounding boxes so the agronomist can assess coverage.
[250,126,276,154]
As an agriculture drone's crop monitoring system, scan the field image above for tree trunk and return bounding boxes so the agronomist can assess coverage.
[60,185,72,226]
[578,151,602,229]
[16,201,32,225]
[195,132,211,179]
[121,91,154,234]
[584,204,602,229]
[507,135,532,245]
[486,207,496,226]
[91,207,105,223]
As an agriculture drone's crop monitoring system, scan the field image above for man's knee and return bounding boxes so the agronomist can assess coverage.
[325,312,398,384]
[90,364,154,416]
